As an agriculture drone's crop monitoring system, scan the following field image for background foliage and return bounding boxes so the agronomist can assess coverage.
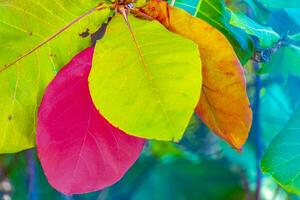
[1,0,300,199]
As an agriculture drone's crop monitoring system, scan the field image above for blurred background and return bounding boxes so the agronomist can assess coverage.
[1,0,300,199]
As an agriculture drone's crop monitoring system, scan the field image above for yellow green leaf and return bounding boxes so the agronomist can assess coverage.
[0,0,110,153]
[89,13,202,141]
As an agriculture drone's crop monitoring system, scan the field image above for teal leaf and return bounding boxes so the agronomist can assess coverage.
[257,0,300,8]
[230,12,280,47]
[262,107,300,194]
[286,9,300,26]
[261,45,300,77]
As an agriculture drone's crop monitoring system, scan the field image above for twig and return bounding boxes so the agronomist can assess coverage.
[247,75,283,89]
[26,149,37,200]
[253,61,263,200]
[251,35,289,63]
[239,169,251,200]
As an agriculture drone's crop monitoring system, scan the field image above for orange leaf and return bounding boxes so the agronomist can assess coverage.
[139,0,252,150]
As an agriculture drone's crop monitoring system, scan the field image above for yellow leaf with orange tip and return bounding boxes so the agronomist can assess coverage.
[139,0,252,150]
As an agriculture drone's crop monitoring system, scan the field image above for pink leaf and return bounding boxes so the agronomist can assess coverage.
[37,48,145,194]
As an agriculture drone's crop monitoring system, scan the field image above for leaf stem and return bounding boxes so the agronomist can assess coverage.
[247,6,263,199]
[26,149,37,200]
[253,61,263,200]
[0,5,109,73]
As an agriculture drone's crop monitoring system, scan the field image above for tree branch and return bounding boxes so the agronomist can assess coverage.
[251,35,289,63]
[253,61,263,200]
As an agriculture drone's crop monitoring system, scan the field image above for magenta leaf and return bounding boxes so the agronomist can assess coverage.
[37,48,145,194]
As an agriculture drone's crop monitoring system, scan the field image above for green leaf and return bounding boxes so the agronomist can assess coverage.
[0,0,110,153]
[257,0,300,8]
[168,0,254,64]
[89,14,201,141]
[230,12,280,47]
[261,107,300,194]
